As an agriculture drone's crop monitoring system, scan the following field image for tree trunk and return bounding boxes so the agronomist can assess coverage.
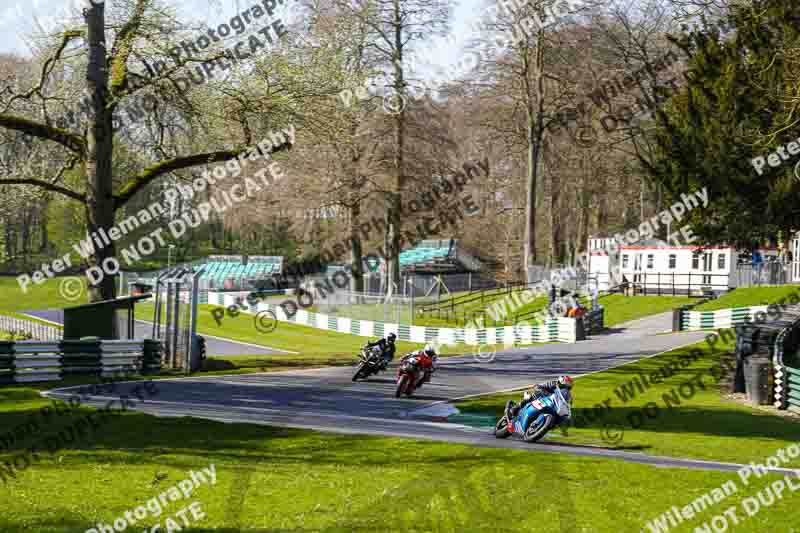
[85,3,117,306]
[523,29,547,283]
[385,0,405,299]
[39,202,49,253]
[549,166,560,267]
[349,201,364,293]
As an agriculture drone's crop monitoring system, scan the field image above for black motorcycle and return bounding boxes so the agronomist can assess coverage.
[352,345,386,381]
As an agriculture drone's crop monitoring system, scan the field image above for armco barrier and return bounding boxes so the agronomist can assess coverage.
[773,314,800,414]
[676,306,771,331]
[212,292,591,344]
[0,339,161,383]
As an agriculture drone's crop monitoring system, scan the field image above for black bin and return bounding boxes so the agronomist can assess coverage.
[744,357,771,406]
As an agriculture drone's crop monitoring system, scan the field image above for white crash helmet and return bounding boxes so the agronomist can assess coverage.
[423,344,436,356]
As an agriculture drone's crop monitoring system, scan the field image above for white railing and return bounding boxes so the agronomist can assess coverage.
[0,315,62,341]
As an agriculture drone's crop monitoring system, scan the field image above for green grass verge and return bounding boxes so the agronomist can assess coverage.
[598,294,694,327]
[456,332,800,466]
[694,285,800,311]
[0,383,798,532]
[0,276,89,313]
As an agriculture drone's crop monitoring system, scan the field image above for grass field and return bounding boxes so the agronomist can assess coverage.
[456,332,800,466]
[0,380,798,533]
[0,276,86,325]
[598,294,694,326]
[2,281,800,531]
[694,285,800,311]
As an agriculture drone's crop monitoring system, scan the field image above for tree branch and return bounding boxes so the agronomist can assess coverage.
[2,30,83,113]
[0,114,85,153]
[110,0,152,95]
[113,139,292,209]
[0,178,86,203]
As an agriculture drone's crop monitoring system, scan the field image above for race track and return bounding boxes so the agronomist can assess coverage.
[45,312,798,475]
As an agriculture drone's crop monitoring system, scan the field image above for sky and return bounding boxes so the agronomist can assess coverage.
[0,0,487,73]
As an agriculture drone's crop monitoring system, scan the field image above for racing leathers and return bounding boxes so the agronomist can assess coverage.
[505,379,572,420]
[366,337,396,368]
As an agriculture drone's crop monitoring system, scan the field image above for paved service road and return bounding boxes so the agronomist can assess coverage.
[23,309,286,356]
[48,312,795,474]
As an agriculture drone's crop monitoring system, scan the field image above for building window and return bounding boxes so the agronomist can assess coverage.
[718,254,726,270]
[669,255,676,269]
[692,254,699,269]
[622,254,629,269]
[647,254,654,269]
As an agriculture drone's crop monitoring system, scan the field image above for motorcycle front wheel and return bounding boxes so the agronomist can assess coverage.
[352,362,367,382]
[494,416,511,439]
[523,413,554,443]
[395,375,408,398]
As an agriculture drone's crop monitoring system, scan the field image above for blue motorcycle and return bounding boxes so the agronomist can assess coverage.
[494,387,572,443]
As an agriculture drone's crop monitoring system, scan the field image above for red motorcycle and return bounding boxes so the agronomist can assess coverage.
[395,351,435,398]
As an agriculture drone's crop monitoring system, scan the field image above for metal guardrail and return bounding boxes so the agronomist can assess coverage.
[0,315,62,341]
[773,315,800,413]
[417,280,548,326]
[0,339,161,384]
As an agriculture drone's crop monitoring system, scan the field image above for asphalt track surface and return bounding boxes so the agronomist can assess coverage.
[45,312,800,476]
[22,308,285,356]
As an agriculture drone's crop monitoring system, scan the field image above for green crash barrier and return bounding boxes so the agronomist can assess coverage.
[60,339,103,376]
[0,340,163,383]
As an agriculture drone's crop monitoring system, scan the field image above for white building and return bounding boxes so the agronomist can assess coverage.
[587,236,785,294]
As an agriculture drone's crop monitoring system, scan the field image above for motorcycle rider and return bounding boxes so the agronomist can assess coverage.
[505,375,573,421]
[365,332,397,369]
[401,343,438,383]
[419,344,438,382]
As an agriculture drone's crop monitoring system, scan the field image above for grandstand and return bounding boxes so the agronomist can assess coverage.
[400,239,483,273]
[126,255,284,293]
[321,240,484,276]
[203,255,283,288]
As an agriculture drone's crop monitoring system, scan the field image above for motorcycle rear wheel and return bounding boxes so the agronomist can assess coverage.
[523,413,554,443]
[395,375,408,398]
[494,416,511,439]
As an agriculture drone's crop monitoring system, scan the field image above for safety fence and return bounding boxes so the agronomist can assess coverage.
[0,315,62,341]
[214,292,598,344]
[773,314,800,414]
[675,306,771,331]
[0,339,162,384]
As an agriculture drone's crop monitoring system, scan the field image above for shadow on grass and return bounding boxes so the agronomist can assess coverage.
[202,357,354,373]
